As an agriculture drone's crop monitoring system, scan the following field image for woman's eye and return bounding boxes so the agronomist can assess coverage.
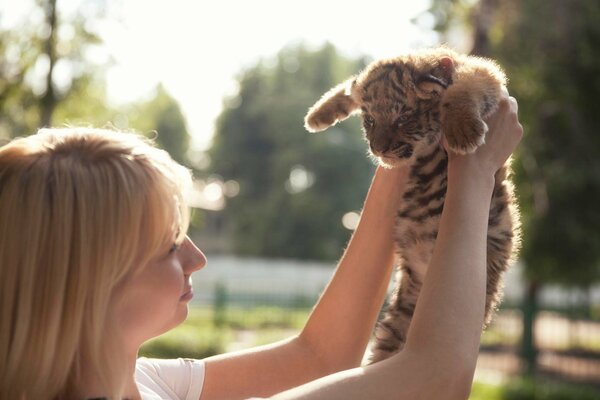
[168,243,180,254]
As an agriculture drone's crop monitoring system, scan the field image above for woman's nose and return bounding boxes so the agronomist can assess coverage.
[181,236,207,273]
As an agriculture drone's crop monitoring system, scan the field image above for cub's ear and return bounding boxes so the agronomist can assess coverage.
[439,56,454,76]
[416,56,455,98]
[304,77,359,132]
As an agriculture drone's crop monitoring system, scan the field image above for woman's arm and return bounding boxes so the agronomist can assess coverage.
[404,95,523,387]
[201,166,409,399]
[267,169,494,400]
[299,164,409,370]
[203,94,521,400]
[265,94,523,400]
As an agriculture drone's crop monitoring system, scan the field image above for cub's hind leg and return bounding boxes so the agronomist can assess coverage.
[483,178,519,326]
[369,267,422,364]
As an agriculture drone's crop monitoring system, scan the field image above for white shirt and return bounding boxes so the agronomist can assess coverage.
[135,357,205,400]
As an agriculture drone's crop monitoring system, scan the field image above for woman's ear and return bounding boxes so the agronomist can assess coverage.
[304,77,359,132]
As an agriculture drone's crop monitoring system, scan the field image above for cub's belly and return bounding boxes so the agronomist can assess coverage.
[393,213,442,280]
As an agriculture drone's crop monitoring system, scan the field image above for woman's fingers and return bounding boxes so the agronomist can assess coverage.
[483,95,523,168]
[447,90,523,176]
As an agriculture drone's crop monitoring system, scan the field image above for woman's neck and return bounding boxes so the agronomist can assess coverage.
[77,348,141,400]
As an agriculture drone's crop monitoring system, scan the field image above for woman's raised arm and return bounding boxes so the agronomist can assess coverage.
[203,93,521,400]
[201,164,409,399]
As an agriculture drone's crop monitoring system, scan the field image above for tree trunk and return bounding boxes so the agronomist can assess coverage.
[39,0,58,128]
[470,0,497,56]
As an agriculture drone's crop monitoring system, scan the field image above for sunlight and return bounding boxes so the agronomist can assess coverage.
[99,0,435,151]
[0,0,435,151]
[285,165,315,194]
[342,211,360,230]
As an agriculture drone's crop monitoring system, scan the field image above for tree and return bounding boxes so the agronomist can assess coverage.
[39,0,58,128]
[0,0,111,139]
[207,43,374,260]
[495,0,600,374]
[494,0,600,286]
[128,84,192,166]
[421,0,600,376]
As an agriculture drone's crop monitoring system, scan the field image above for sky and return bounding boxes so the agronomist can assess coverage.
[1,0,439,151]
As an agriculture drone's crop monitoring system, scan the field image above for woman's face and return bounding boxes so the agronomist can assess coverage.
[114,235,207,347]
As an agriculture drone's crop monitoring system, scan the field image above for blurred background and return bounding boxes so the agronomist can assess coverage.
[1,0,599,398]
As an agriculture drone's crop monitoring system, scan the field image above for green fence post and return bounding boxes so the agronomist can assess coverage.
[521,280,539,377]
[213,281,228,328]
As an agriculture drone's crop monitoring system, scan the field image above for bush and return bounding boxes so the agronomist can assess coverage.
[501,378,599,400]
[223,306,309,330]
[138,306,309,359]
[470,378,600,400]
[139,325,230,359]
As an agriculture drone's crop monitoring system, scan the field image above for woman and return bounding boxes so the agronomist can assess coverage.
[0,91,522,399]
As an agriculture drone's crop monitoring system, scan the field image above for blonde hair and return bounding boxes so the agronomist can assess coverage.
[0,128,192,399]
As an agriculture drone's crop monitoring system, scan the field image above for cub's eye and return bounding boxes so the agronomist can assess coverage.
[395,114,410,128]
[363,115,375,128]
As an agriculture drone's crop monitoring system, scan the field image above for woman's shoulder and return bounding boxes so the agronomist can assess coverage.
[135,357,205,400]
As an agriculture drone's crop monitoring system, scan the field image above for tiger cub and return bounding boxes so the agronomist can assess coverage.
[304,47,520,363]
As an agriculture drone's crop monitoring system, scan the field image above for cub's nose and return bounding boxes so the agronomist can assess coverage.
[370,137,391,153]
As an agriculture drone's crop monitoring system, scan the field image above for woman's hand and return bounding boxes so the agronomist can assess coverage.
[445,88,523,180]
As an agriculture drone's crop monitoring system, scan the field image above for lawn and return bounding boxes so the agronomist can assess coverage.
[140,306,600,399]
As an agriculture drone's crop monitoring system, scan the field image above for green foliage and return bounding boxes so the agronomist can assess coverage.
[425,0,600,286]
[139,325,228,359]
[208,43,375,260]
[501,378,600,400]
[488,0,600,286]
[138,306,310,359]
[128,84,192,166]
[480,326,520,347]
[470,378,600,400]
[421,0,476,37]
[0,28,40,138]
[139,308,229,359]
[219,306,308,330]
[0,0,110,138]
[0,0,193,173]
[470,381,504,400]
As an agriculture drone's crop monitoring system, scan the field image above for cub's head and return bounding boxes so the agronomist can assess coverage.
[305,51,455,168]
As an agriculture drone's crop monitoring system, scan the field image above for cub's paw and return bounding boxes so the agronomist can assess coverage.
[443,112,488,154]
[305,111,336,132]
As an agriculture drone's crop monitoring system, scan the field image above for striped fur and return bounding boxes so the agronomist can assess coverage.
[305,47,521,364]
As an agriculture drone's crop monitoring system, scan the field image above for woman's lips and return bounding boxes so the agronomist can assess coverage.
[180,288,193,301]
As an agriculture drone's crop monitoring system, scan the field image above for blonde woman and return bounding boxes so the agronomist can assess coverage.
[0,93,521,399]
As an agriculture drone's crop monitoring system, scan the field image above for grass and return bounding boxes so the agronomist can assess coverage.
[141,304,600,355]
[470,378,600,399]
[139,307,226,359]
[549,337,600,353]
[481,327,521,347]
[139,305,600,399]
[216,306,309,330]
[470,381,504,399]
[139,305,309,359]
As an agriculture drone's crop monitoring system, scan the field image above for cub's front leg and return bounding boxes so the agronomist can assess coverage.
[441,89,488,154]
[441,68,505,154]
